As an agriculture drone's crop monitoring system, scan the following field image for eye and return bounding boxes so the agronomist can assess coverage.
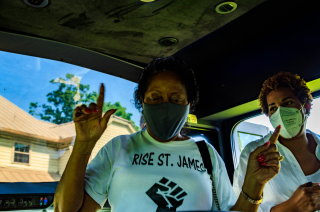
[285,101,293,106]
[269,107,277,112]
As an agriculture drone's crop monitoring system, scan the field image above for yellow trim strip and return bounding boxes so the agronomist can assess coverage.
[202,78,320,121]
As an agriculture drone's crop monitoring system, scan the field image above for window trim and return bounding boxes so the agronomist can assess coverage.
[237,131,263,152]
[11,141,31,166]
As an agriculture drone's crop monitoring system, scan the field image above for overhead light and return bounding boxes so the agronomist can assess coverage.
[23,0,49,8]
[140,0,155,2]
[158,37,179,47]
[215,1,237,14]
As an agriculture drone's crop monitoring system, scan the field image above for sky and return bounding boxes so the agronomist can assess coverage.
[245,98,320,135]
[0,50,141,126]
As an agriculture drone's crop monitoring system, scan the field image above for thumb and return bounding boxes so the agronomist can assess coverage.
[101,109,117,129]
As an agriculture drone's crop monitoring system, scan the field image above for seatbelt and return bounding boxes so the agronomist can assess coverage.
[196,140,220,211]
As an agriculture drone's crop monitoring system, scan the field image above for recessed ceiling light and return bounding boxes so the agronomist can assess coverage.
[215,1,237,14]
[23,0,49,8]
[140,0,155,2]
[158,37,179,47]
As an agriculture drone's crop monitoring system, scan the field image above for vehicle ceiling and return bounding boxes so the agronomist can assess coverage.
[1,0,320,121]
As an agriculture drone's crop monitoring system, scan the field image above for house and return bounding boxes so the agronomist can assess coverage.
[0,95,136,182]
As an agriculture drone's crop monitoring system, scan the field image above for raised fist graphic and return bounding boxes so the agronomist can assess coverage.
[146,177,187,212]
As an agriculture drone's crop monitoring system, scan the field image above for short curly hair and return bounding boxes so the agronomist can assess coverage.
[259,72,313,115]
[133,56,199,113]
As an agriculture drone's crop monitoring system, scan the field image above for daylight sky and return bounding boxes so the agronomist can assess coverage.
[0,50,141,126]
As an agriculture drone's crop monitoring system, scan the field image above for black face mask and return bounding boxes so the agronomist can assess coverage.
[142,102,189,141]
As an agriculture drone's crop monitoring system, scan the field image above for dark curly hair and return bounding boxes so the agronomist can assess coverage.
[259,72,313,115]
[133,56,199,113]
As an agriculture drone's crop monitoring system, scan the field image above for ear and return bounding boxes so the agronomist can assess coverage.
[305,102,311,115]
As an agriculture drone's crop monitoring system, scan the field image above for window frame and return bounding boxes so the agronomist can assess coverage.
[237,131,263,152]
[11,141,31,165]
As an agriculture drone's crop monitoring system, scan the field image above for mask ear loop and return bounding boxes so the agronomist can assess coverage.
[299,103,310,128]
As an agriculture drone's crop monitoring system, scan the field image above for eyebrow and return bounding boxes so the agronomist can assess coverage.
[268,97,294,107]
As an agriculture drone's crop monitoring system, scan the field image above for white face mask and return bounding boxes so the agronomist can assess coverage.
[270,104,307,139]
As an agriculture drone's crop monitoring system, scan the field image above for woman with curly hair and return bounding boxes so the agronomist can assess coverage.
[54,56,282,212]
[233,72,320,212]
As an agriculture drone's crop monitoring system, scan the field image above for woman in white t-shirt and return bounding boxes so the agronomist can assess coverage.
[233,72,320,212]
[55,56,282,212]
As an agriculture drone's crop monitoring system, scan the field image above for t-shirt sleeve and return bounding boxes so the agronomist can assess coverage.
[206,143,237,211]
[84,138,120,208]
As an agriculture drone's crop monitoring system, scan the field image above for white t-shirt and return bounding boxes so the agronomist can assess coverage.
[306,168,320,183]
[233,130,320,212]
[84,130,236,212]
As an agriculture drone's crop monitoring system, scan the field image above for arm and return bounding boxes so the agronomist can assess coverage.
[54,84,116,212]
[78,191,101,212]
[54,140,98,212]
[231,126,282,212]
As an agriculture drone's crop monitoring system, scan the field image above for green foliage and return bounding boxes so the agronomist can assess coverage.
[29,74,139,131]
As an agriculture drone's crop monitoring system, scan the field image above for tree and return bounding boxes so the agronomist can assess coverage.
[29,74,139,131]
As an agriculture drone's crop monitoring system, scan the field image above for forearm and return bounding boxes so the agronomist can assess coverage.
[270,201,292,212]
[231,180,264,212]
[54,140,93,212]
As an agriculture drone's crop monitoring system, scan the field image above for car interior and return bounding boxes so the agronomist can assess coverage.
[1,0,320,211]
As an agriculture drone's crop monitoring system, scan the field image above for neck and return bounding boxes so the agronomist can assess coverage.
[146,125,188,142]
[278,128,314,154]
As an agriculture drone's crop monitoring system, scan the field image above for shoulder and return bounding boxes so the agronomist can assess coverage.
[101,131,142,154]
[204,142,225,168]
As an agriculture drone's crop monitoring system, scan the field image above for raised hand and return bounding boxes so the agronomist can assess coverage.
[73,84,117,153]
[245,125,282,185]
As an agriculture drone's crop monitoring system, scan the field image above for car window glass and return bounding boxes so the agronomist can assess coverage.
[0,50,140,183]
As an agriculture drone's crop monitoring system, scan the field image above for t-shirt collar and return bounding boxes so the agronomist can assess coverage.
[142,129,195,146]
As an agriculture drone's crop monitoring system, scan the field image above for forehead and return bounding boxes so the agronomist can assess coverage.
[266,87,296,103]
[146,71,186,93]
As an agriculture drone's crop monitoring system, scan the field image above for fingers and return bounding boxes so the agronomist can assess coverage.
[305,184,320,193]
[80,104,91,114]
[250,141,272,158]
[269,125,281,144]
[258,152,280,163]
[101,109,117,129]
[73,106,82,118]
[97,83,105,109]
[89,103,99,113]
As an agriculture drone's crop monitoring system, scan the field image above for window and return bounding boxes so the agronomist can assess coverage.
[237,132,262,152]
[0,50,139,183]
[232,96,320,168]
[13,142,30,164]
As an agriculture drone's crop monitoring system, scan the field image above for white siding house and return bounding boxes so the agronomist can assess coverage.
[0,95,136,182]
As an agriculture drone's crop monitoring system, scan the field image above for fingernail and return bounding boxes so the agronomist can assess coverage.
[258,157,266,162]
[278,125,281,128]
[93,108,99,113]
[258,154,264,158]
[101,83,104,86]
[263,141,270,146]
[112,109,117,114]
[261,162,267,166]
[85,108,91,113]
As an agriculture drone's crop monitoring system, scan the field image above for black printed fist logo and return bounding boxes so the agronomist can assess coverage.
[146,177,187,212]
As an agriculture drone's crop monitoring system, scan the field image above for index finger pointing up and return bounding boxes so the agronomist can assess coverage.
[97,83,105,108]
[270,125,281,144]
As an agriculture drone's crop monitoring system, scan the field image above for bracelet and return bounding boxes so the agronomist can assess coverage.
[241,189,263,205]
